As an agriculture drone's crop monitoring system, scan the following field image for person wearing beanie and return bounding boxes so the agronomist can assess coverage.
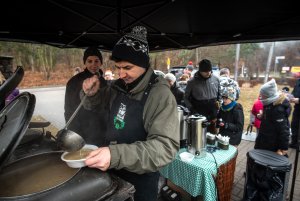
[254,79,290,156]
[219,67,240,100]
[164,73,185,105]
[64,46,107,146]
[81,26,179,201]
[184,58,221,134]
[259,79,280,105]
[184,61,194,76]
[217,86,244,147]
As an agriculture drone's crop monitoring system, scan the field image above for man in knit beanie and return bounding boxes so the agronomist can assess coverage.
[184,58,221,133]
[64,46,107,146]
[255,78,290,155]
[111,26,150,69]
[83,46,103,66]
[199,59,212,73]
[81,26,179,201]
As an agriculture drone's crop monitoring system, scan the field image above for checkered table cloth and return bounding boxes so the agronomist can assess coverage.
[160,146,237,201]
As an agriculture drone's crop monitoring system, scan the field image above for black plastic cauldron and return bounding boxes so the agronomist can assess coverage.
[0,79,134,201]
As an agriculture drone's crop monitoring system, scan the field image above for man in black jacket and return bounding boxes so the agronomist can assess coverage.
[184,59,221,133]
[64,46,107,146]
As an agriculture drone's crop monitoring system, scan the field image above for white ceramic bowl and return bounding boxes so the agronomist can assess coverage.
[179,152,194,163]
[61,144,98,168]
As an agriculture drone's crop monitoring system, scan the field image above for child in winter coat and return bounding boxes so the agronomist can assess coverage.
[255,79,290,156]
[217,85,244,147]
[251,96,263,134]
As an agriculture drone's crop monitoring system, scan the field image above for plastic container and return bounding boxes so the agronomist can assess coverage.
[206,133,216,146]
[179,152,195,163]
[61,144,98,168]
[217,141,229,150]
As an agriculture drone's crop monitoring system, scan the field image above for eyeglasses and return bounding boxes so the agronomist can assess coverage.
[222,96,228,99]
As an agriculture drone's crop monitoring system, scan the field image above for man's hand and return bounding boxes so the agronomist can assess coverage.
[82,75,100,96]
[85,147,111,171]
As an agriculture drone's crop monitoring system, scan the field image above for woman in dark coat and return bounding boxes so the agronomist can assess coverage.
[217,85,244,146]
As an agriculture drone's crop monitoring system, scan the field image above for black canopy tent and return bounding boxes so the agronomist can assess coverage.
[0,0,300,51]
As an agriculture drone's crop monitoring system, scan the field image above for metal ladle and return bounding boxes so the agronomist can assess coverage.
[56,82,96,152]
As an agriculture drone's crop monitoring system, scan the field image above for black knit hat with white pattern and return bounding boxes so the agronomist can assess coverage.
[111,26,150,68]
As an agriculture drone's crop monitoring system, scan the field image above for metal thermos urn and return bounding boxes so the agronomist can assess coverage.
[178,107,188,148]
[187,115,208,158]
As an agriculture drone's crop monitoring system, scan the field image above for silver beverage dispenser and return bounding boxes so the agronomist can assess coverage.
[187,115,208,158]
[178,107,188,148]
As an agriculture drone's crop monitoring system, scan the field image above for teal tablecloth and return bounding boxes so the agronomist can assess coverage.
[160,146,237,201]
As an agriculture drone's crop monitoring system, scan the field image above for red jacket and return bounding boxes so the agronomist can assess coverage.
[251,98,263,129]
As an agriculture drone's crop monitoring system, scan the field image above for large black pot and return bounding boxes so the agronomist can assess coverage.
[0,152,118,201]
[0,90,134,201]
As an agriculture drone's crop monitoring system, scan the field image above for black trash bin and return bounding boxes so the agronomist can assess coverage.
[243,149,292,201]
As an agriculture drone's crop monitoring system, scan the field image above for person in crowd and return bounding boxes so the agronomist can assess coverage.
[183,61,194,76]
[289,79,300,149]
[73,66,82,75]
[217,85,244,147]
[0,71,6,110]
[5,88,19,105]
[184,59,221,133]
[281,87,292,123]
[104,69,115,86]
[250,96,263,134]
[104,70,114,81]
[0,71,5,85]
[64,46,107,146]
[0,66,19,109]
[178,73,190,91]
[164,73,185,106]
[219,67,240,100]
[0,59,13,80]
[81,26,179,201]
[254,79,290,156]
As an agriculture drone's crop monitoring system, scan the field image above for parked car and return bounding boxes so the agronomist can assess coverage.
[168,66,185,80]
[290,66,300,78]
[154,70,166,78]
[212,66,220,77]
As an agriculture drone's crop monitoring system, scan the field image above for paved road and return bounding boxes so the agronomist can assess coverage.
[20,86,66,129]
